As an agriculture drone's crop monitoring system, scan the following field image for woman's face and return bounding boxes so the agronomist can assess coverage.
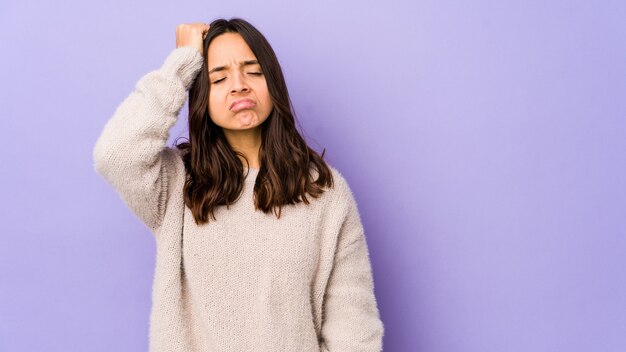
[206,32,273,132]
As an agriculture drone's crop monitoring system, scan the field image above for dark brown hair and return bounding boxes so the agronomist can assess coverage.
[175,17,334,225]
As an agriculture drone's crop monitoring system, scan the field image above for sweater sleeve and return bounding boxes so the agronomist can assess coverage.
[92,46,204,233]
[320,177,385,351]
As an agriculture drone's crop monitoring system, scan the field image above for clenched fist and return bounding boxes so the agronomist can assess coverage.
[176,23,210,55]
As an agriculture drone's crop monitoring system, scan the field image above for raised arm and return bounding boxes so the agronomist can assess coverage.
[92,29,206,233]
[320,176,385,351]
[92,45,203,232]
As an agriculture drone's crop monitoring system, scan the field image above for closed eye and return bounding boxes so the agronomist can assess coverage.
[212,72,263,84]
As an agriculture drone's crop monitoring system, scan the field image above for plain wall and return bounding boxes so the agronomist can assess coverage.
[0,0,624,351]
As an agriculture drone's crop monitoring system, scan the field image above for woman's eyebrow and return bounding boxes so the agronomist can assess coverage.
[208,60,259,75]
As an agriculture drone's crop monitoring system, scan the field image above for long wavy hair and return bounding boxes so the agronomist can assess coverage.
[175,18,334,225]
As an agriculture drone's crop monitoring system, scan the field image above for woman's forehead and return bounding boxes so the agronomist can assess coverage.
[207,33,256,66]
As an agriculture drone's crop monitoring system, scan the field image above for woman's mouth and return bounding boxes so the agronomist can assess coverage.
[230,99,256,112]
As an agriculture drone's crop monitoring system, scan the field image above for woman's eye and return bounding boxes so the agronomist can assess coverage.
[213,72,262,84]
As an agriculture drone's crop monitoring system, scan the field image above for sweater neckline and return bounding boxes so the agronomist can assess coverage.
[244,167,259,183]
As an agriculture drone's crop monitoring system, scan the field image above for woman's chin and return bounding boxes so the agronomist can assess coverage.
[233,111,259,128]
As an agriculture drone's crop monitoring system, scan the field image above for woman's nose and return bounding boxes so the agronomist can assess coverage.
[230,71,250,93]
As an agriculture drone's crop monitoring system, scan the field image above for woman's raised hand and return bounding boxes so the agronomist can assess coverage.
[176,23,210,55]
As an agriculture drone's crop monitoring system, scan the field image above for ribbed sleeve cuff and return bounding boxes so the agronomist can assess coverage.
[160,46,204,90]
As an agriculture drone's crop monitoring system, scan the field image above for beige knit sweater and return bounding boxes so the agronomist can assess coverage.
[92,46,384,352]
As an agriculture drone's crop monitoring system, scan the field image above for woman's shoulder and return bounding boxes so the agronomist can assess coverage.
[313,162,355,205]
[159,146,189,182]
[327,163,348,188]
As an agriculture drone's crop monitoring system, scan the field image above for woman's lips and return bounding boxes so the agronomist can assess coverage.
[230,99,256,112]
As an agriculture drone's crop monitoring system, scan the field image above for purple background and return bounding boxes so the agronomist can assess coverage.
[1,0,625,351]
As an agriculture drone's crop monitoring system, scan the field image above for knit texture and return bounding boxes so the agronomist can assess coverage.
[93,46,384,352]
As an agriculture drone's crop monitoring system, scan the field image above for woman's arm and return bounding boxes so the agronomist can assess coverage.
[92,46,203,233]
[320,177,385,351]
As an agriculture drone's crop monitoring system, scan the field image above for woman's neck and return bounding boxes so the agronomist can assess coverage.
[222,127,262,168]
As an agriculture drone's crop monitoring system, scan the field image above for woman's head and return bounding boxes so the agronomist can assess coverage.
[176,18,334,225]
[206,31,273,134]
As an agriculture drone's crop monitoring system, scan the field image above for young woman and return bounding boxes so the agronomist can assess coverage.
[93,18,384,352]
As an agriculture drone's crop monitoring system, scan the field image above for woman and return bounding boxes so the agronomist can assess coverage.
[93,18,384,352]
